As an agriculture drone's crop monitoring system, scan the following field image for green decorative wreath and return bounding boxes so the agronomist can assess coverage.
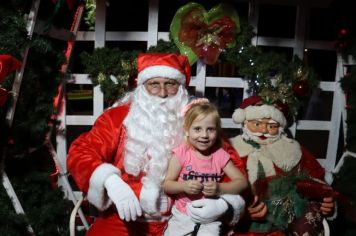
[80,48,139,104]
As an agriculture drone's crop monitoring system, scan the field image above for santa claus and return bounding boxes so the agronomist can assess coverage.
[229,95,335,236]
[67,53,245,236]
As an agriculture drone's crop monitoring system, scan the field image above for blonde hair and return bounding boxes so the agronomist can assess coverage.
[183,102,223,148]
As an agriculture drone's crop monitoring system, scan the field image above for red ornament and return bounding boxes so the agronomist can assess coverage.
[0,87,8,107]
[292,80,309,98]
[179,12,238,65]
[339,28,348,36]
[7,138,14,145]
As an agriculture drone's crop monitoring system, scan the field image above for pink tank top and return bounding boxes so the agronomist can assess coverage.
[172,144,230,214]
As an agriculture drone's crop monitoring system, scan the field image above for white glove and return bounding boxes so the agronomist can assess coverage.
[220,194,245,225]
[187,198,228,224]
[139,181,160,214]
[104,174,142,221]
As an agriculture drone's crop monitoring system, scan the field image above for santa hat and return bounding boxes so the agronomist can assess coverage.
[137,53,191,86]
[232,95,288,127]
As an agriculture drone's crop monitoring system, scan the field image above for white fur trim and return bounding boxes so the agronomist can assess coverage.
[243,136,302,184]
[137,65,186,85]
[232,108,246,124]
[244,105,286,127]
[265,136,301,171]
[87,163,121,211]
[229,135,254,157]
[247,150,276,184]
[221,194,245,225]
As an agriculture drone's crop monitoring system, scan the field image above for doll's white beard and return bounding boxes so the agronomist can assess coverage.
[123,85,188,186]
[242,126,284,145]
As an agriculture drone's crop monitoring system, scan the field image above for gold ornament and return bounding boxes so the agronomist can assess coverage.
[98,72,106,83]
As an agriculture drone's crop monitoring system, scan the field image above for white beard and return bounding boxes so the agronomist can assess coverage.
[242,126,284,145]
[122,85,189,187]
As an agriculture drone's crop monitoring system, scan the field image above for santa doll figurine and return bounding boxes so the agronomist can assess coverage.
[229,95,335,236]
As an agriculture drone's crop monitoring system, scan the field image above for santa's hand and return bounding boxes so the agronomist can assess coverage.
[247,195,267,220]
[104,174,142,221]
[187,198,228,224]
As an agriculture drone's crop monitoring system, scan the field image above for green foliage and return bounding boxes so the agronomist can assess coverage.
[222,21,319,119]
[0,183,29,236]
[250,170,308,232]
[80,47,140,103]
[333,65,356,235]
[2,148,73,236]
[333,156,356,202]
[0,4,29,58]
[1,3,65,155]
[1,3,72,235]
[148,39,179,54]
[332,156,356,235]
[340,66,356,152]
[81,47,124,84]
[83,0,96,30]
[330,1,356,233]
[9,36,65,154]
[13,173,72,236]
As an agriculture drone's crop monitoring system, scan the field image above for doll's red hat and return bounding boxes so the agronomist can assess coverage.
[137,53,191,87]
[232,95,288,127]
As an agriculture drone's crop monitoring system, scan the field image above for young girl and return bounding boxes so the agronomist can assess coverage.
[163,98,247,236]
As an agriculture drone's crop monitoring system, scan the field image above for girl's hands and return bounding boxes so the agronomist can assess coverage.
[183,180,203,195]
[202,181,220,197]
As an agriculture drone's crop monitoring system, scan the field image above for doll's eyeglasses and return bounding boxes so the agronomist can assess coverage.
[248,120,280,131]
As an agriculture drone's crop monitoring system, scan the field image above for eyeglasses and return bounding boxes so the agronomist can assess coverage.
[248,120,280,131]
[144,80,180,94]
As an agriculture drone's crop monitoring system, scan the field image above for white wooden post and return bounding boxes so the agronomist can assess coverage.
[147,0,159,48]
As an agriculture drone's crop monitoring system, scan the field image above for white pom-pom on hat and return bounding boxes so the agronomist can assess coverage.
[232,95,262,124]
[232,108,246,124]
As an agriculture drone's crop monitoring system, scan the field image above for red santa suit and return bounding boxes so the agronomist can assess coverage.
[67,104,169,235]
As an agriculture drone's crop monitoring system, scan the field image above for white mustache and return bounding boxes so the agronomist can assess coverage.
[248,131,278,138]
